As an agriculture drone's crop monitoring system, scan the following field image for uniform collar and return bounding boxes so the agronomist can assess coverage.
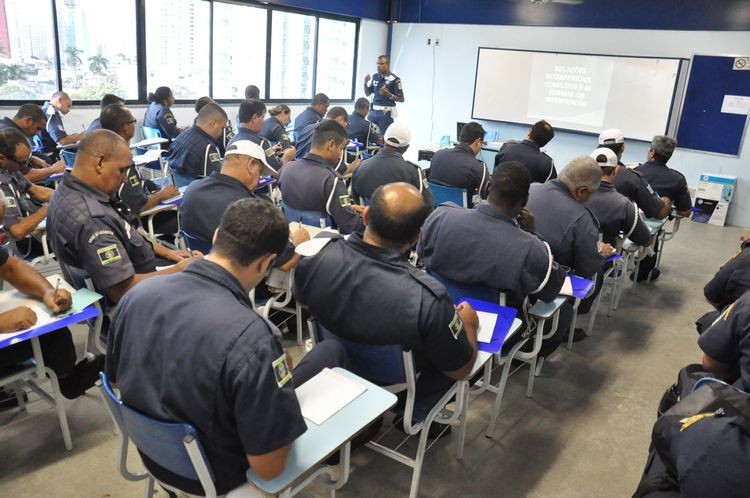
[308,106,324,118]
[643,159,668,168]
[190,125,218,144]
[521,139,540,150]
[476,204,517,225]
[209,171,254,196]
[346,232,409,266]
[454,143,475,156]
[236,126,259,138]
[302,152,336,168]
[184,259,253,308]
[599,180,616,191]
[378,148,405,159]
[549,179,576,200]
[1,117,22,132]
[62,173,112,203]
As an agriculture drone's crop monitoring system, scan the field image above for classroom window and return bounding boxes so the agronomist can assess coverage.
[315,18,356,100]
[145,0,210,99]
[269,11,317,100]
[0,0,58,100]
[212,2,267,99]
[56,0,139,100]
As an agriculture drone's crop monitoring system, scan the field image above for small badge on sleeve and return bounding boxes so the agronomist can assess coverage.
[4,197,17,208]
[209,152,221,163]
[339,195,351,208]
[448,312,464,340]
[97,244,122,266]
[165,114,175,124]
[272,354,292,388]
[129,175,140,187]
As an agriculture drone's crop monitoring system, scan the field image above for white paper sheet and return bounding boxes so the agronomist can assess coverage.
[295,368,366,425]
[721,95,750,115]
[476,311,498,344]
[294,237,334,257]
[560,276,574,297]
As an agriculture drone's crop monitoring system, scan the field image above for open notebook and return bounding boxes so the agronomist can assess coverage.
[295,368,367,425]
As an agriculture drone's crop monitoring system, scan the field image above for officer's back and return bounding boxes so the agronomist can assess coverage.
[167,103,226,186]
[634,135,692,217]
[428,121,490,208]
[144,87,180,139]
[494,120,556,184]
[293,93,328,139]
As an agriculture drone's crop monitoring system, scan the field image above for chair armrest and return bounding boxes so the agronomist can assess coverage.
[529,296,567,320]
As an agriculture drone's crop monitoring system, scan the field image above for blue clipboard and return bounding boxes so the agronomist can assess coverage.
[604,253,622,264]
[456,298,517,354]
[566,275,595,300]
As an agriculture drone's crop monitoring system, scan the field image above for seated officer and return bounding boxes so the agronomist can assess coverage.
[168,103,226,187]
[180,140,309,269]
[228,99,295,175]
[99,104,179,236]
[40,91,85,160]
[244,84,260,100]
[0,244,103,400]
[419,161,566,350]
[351,119,433,205]
[0,104,66,182]
[87,94,124,132]
[260,104,294,151]
[106,198,347,495]
[599,128,670,220]
[47,130,200,304]
[494,120,557,183]
[293,93,329,139]
[294,182,479,408]
[527,157,612,347]
[295,106,349,160]
[144,86,181,140]
[195,96,234,155]
[279,121,365,235]
[0,128,53,255]
[347,97,382,146]
[633,135,692,281]
[428,121,490,208]
[586,147,651,248]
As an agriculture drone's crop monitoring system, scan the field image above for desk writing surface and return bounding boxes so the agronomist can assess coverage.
[131,137,169,149]
[246,367,396,494]
[288,222,339,239]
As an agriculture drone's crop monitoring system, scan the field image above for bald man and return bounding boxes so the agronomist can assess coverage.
[294,183,479,421]
[168,103,227,187]
[47,130,201,304]
[40,91,85,159]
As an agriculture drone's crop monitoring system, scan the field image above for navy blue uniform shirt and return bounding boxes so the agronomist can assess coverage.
[347,112,380,145]
[294,121,318,159]
[0,170,39,233]
[294,233,474,380]
[704,241,750,309]
[351,148,433,205]
[144,101,179,139]
[293,106,323,139]
[227,127,281,173]
[612,164,665,219]
[526,179,604,278]
[0,117,40,173]
[40,101,67,156]
[586,181,651,247]
[87,117,102,132]
[419,203,566,304]
[106,259,306,495]
[167,125,222,181]
[260,116,293,150]
[279,153,363,234]
[47,173,156,295]
[494,140,556,184]
[428,144,489,208]
[117,164,153,214]
[367,71,403,107]
[635,160,692,213]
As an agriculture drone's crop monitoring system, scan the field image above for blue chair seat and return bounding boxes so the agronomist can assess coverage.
[280,201,332,228]
[180,230,212,254]
[427,182,468,207]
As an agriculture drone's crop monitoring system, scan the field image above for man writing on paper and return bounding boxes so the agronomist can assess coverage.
[294,183,479,436]
[106,198,347,495]
[494,120,557,184]
[0,104,66,182]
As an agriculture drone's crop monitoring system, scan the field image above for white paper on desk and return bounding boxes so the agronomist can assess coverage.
[133,148,164,165]
[476,311,497,344]
[560,276,574,297]
[295,368,366,425]
[721,95,750,115]
[295,237,334,257]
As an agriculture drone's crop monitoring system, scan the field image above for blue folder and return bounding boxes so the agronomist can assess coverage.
[567,275,595,300]
[456,298,517,354]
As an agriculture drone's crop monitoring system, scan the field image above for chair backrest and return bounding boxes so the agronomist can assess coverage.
[280,200,332,228]
[61,149,77,167]
[99,373,216,486]
[309,319,407,386]
[427,182,468,208]
[427,270,500,304]
[180,230,212,254]
[142,126,162,140]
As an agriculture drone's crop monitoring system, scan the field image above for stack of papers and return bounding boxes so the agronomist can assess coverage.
[295,368,367,425]
[476,311,498,344]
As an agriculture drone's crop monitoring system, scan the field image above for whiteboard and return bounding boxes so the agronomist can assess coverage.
[472,48,686,141]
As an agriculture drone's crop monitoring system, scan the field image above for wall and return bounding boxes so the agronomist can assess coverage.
[390,23,750,226]
[265,0,385,21]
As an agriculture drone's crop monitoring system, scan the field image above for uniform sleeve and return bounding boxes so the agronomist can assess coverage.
[206,145,223,176]
[273,126,293,150]
[698,300,749,365]
[634,173,665,219]
[15,174,32,193]
[547,159,558,181]
[47,115,68,142]
[1,190,24,230]
[391,77,404,99]
[261,138,282,172]
[0,245,9,267]
[75,219,136,292]
[494,144,507,166]
[419,292,475,373]
[625,202,652,246]
[571,216,605,278]
[228,334,307,456]
[118,171,149,213]
[473,162,490,199]
[673,176,693,212]
[158,109,178,139]
[368,122,382,144]
[704,252,741,307]
[273,239,296,268]
[522,238,565,302]
[412,167,435,206]
[325,176,364,235]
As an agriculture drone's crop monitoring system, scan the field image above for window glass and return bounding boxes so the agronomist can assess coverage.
[269,11,316,99]
[315,18,356,99]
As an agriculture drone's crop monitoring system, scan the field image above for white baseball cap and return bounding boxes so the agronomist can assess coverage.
[224,139,276,174]
[384,120,411,147]
[598,128,624,145]
[591,147,618,168]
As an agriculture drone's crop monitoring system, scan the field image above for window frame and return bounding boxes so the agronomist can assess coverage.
[0,0,360,106]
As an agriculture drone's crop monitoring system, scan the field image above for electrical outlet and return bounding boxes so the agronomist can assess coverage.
[427,38,431,45]
[434,38,440,46]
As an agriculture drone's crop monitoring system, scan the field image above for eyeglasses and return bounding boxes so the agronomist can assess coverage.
[126,119,137,125]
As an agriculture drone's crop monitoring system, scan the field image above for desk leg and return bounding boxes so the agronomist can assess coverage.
[31,336,73,451]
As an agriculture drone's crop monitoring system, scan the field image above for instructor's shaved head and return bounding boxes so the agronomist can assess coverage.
[72,129,133,197]
[366,182,432,247]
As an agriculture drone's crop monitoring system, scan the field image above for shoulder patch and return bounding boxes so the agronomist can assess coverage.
[272,354,292,388]
[165,114,175,124]
[4,197,17,208]
[679,412,717,432]
[209,152,221,163]
[97,244,122,265]
[339,194,351,208]
[448,312,464,340]
[129,175,140,187]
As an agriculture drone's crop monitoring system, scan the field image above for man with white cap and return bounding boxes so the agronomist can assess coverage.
[180,139,309,270]
[351,119,433,205]
[598,128,670,220]
[586,147,652,248]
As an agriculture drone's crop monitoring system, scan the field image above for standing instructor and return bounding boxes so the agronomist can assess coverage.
[364,55,404,134]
